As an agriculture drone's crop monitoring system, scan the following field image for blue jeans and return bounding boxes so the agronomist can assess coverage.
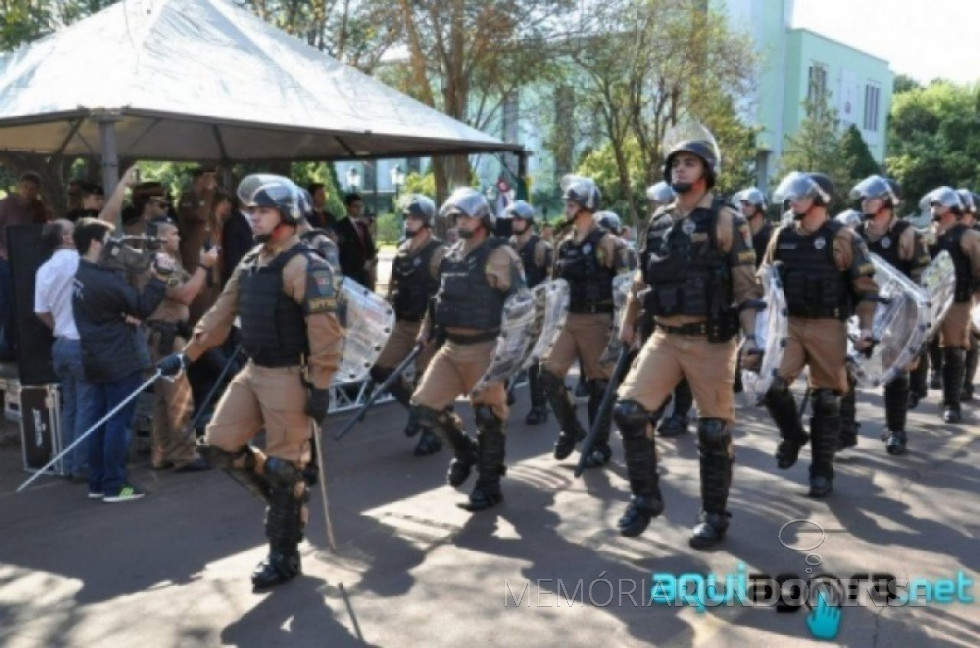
[84,370,143,496]
[52,338,96,477]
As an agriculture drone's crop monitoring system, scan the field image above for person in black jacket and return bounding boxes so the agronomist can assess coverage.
[334,193,377,289]
[217,191,255,288]
[72,218,171,502]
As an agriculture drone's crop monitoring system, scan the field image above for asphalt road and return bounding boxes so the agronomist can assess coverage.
[0,380,977,647]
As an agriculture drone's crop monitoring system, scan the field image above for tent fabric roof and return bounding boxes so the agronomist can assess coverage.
[0,0,520,161]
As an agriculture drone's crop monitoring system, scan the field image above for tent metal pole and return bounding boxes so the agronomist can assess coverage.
[517,150,528,201]
[96,113,122,220]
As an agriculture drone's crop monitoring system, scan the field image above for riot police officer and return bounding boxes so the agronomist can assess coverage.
[735,187,773,266]
[158,174,344,590]
[370,195,447,455]
[409,188,526,512]
[921,186,980,422]
[956,190,979,402]
[506,200,553,425]
[613,126,763,549]
[596,210,638,270]
[541,176,631,469]
[846,176,930,454]
[762,172,878,498]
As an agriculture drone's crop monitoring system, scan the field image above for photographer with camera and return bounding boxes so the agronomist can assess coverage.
[72,217,174,502]
[144,216,217,471]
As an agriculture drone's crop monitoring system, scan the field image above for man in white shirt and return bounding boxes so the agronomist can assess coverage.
[34,219,94,481]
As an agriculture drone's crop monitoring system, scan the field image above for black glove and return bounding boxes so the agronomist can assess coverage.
[739,335,764,372]
[306,388,331,425]
[156,352,187,377]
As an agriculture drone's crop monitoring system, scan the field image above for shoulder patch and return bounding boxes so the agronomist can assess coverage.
[304,260,338,314]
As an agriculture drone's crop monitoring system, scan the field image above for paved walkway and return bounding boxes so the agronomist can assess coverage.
[0,382,977,647]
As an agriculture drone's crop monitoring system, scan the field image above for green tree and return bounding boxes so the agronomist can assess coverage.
[886,80,980,213]
[839,124,881,183]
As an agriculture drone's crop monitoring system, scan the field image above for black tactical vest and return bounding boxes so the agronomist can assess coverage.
[434,238,508,330]
[774,220,851,320]
[857,219,913,277]
[931,224,974,302]
[555,228,615,313]
[752,221,773,269]
[391,237,443,321]
[641,201,734,331]
[516,234,548,288]
[238,243,310,366]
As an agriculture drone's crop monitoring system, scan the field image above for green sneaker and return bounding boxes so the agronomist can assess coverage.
[103,484,146,503]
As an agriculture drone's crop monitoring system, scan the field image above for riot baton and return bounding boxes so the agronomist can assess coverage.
[187,343,245,433]
[334,342,424,441]
[575,345,632,478]
[310,418,338,552]
[16,369,165,493]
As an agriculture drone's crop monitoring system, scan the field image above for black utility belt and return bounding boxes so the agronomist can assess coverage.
[657,321,710,337]
[568,304,614,314]
[447,330,500,345]
[247,352,305,368]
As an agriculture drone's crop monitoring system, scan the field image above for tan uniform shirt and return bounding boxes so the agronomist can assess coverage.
[625,192,762,330]
[184,234,343,390]
[148,257,191,323]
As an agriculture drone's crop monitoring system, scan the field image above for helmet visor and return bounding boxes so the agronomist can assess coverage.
[849,175,893,202]
[919,186,961,211]
[645,181,674,203]
[773,172,829,204]
[439,187,489,220]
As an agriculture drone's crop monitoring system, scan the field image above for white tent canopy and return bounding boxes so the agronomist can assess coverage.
[0,0,521,166]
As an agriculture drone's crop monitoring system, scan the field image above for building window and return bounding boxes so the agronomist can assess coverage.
[807,63,828,109]
[864,83,881,132]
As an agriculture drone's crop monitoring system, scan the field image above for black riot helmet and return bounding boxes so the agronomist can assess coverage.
[503,200,536,222]
[662,121,721,192]
[594,210,623,235]
[439,187,494,231]
[401,194,437,227]
[560,175,601,212]
[237,174,302,225]
[849,175,900,217]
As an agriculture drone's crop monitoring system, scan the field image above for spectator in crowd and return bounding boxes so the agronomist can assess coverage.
[72,217,171,502]
[216,190,252,287]
[34,219,94,481]
[80,182,105,213]
[66,180,83,213]
[334,192,377,289]
[0,171,51,355]
[123,182,170,237]
[306,182,338,231]
[177,167,219,324]
[144,216,216,471]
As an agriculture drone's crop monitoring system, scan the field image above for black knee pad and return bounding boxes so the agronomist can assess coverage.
[199,443,251,471]
[474,404,503,431]
[811,388,840,417]
[697,418,731,453]
[539,369,566,394]
[411,403,446,430]
[264,457,303,488]
[370,365,393,384]
[613,400,650,437]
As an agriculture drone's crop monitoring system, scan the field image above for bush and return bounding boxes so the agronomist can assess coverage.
[375,212,402,245]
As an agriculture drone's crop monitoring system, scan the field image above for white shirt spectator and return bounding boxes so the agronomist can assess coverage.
[34,248,80,339]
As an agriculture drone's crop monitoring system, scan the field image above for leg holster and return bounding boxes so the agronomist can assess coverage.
[527,361,547,408]
[942,347,966,411]
[809,389,840,480]
[884,373,910,433]
[541,369,584,438]
[696,418,733,517]
[613,400,661,498]
[200,443,271,502]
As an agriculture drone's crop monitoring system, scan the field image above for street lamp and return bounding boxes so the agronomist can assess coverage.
[346,166,361,193]
[390,164,406,201]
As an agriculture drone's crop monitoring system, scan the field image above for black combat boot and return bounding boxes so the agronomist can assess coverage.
[837,375,859,451]
[414,405,477,486]
[658,379,693,437]
[541,370,586,460]
[524,362,549,425]
[413,427,442,456]
[930,339,943,389]
[613,401,665,537]
[765,379,809,469]
[689,418,733,549]
[251,458,306,591]
[808,390,840,498]
[908,350,929,409]
[461,406,506,512]
[962,337,978,402]
[884,373,910,455]
[581,380,613,468]
[942,347,966,423]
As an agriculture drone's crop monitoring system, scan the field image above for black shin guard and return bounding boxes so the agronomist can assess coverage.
[414,404,477,486]
[612,400,664,537]
[252,457,306,590]
[461,405,506,512]
[764,378,808,469]
[838,374,859,450]
[963,337,978,399]
[690,418,733,549]
[942,347,966,422]
[541,370,585,459]
[808,389,840,497]
[884,373,910,455]
[909,349,929,407]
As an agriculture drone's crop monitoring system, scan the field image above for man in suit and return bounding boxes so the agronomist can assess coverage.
[334,193,377,290]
